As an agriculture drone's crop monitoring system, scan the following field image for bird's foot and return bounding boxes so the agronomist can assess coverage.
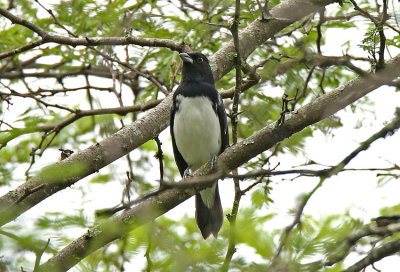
[183,168,193,179]
[209,155,217,169]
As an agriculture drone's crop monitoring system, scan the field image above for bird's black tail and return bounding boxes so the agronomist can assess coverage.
[195,183,223,239]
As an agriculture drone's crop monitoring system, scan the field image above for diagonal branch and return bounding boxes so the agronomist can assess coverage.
[37,56,400,272]
[326,222,400,267]
[343,238,400,272]
[0,39,45,59]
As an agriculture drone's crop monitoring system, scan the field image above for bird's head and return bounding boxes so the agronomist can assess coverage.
[179,52,214,83]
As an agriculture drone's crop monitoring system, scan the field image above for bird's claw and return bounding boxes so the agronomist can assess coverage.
[209,155,217,169]
[183,168,193,179]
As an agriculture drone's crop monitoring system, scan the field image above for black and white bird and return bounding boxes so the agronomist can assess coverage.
[170,52,229,239]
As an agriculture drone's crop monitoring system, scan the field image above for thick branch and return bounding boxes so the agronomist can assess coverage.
[38,55,400,271]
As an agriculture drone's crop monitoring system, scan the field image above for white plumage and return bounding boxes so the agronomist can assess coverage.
[173,94,221,208]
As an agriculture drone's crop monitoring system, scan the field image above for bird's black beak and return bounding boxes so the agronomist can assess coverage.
[179,53,193,64]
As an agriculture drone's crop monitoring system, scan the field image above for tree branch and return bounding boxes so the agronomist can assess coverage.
[0,39,45,59]
[222,0,242,269]
[343,238,400,272]
[0,7,190,58]
[37,55,400,272]
[0,99,163,149]
[209,0,340,81]
[326,222,400,266]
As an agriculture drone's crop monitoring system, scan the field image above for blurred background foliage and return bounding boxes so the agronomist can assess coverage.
[1,0,400,271]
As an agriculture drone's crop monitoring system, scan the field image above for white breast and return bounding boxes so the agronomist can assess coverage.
[173,95,221,170]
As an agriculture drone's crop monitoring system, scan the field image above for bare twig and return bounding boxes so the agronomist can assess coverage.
[376,0,388,70]
[0,83,74,112]
[349,0,379,24]
[349,0,388,70]
[293,65,315,107]
[33,239,51,272]
[227,165,400,181]
[33,0,78,37]
[316,8,325,54]
[145,223,153,272]
[88,46,169,95]
[222,1,242,270]
[154,136,164,188]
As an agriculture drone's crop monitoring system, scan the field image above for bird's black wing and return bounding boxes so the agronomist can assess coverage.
[216,93,229,153]
[170,87,188,177]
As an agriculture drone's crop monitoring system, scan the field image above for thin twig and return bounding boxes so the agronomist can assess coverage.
[145,223,153,272]
[33,238,50,272]
[154,136,164,188]
[221,1,242,271]
[376,0,388,70]
[316,8,325,54]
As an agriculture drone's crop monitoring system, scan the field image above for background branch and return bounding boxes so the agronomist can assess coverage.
[0,7,190,58]
[272,108,400,266]
[343,238,400,272]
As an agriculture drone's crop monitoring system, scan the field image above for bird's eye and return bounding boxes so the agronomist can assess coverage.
[196,57,204,63]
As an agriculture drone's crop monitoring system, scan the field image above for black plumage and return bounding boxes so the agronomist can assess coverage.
[170,52,229,239]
